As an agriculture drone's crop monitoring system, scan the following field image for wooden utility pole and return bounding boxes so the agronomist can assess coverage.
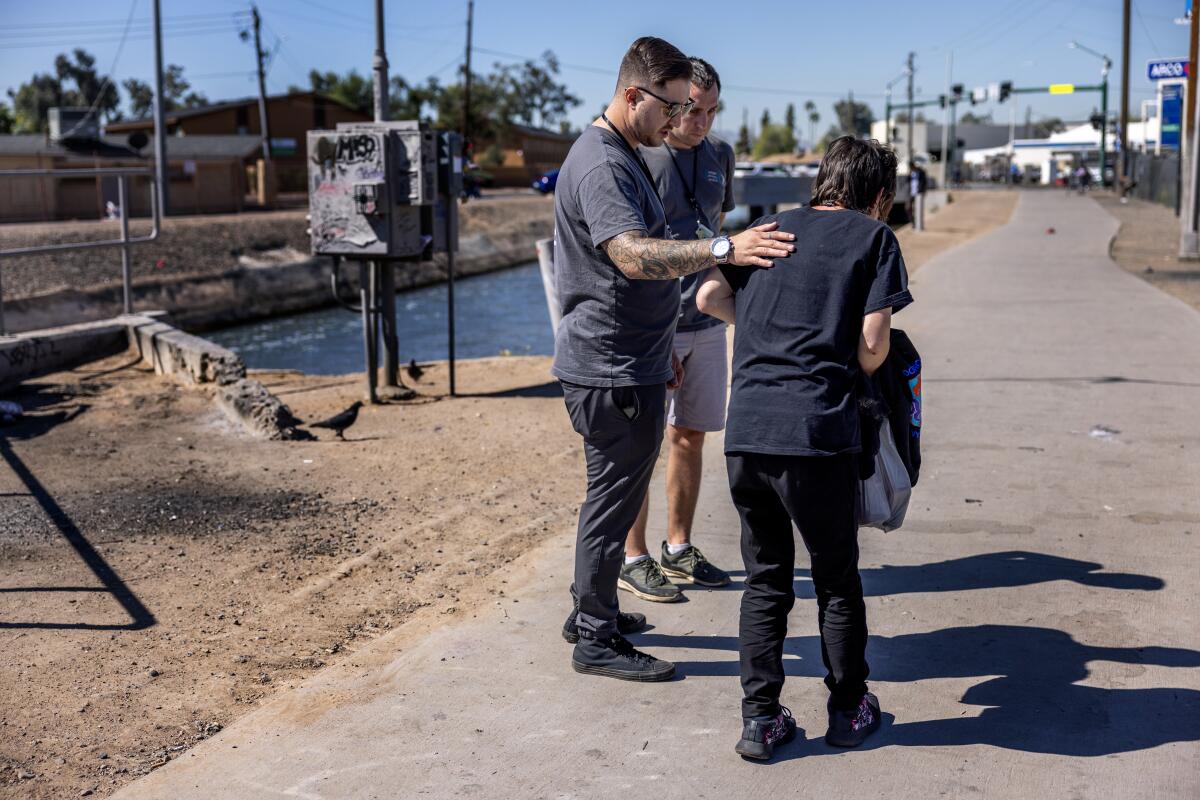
[1118,0,1131,196]
[251,5,272,163]
[462,0,474,160]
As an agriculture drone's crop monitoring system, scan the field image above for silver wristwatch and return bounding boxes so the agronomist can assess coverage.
[710,235,732,264]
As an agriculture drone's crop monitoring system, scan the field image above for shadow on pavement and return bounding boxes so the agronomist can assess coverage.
[649,625,1200,756]
[710,551,1165,596]
[0,436,156,631]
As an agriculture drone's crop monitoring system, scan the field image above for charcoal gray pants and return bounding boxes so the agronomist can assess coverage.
[561,381,666,639]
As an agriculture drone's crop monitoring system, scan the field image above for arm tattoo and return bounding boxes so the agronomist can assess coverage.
[603,230,713,280]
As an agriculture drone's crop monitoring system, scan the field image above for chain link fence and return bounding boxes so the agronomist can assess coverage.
[1126,151,1180,212]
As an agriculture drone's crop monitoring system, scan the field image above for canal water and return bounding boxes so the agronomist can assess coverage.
[207,262,556,375]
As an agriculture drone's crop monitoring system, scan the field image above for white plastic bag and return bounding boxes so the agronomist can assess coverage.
[858,417,912,532]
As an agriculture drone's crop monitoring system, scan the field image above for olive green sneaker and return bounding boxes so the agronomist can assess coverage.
[659,542,731,587]
[618,557,682,602]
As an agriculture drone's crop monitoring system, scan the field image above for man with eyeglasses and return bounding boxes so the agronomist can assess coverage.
[554,36,794,682]
[617,56,735,605]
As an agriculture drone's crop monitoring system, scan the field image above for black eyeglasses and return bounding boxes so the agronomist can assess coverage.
[634,86,694,119]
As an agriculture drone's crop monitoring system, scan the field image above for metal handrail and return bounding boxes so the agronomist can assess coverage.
[0,166,161,335]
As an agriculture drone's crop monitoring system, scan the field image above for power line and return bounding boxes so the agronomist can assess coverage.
[3,11,249,31]
[60,0,138,136]
[1,25,247,49]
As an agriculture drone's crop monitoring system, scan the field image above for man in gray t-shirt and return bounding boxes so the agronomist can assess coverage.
[620,57,736,602]
[553,37,795,684]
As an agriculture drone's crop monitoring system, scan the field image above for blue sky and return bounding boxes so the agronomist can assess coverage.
[1,0,1190,142]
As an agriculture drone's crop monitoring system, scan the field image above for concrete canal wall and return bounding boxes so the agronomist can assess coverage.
[0,195,554,334]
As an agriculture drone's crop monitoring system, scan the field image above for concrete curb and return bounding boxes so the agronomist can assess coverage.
[124,315,308,441]
[2,313,307,441]
[0,317,131,393]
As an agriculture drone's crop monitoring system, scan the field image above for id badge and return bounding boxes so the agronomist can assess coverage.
[695,220,714,239]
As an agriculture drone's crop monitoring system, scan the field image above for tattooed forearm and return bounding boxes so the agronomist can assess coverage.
[602,231,714,280]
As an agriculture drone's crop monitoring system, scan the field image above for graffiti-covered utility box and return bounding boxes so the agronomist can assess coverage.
[306,120,439,258]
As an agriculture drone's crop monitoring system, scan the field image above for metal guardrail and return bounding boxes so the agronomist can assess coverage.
[0,166,161,336]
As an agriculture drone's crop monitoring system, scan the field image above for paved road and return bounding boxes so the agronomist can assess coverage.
[115,192,1200,799]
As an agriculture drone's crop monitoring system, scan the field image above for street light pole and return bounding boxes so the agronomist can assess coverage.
[1069,41,1113,186]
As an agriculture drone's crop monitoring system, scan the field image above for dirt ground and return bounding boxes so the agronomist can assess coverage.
[895,189,1017,273]
[0,356,582,799]
[0,188,1016,800]
[1093,192,1200,312]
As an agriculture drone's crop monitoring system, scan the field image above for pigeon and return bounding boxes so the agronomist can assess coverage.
[308,401,363,440]
[406,359,425,381]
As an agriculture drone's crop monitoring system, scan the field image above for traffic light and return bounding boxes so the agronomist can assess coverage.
[951,83,964,100]
[939,94,947,109]
[1089,111,1104,131]
[999,81,1012,102]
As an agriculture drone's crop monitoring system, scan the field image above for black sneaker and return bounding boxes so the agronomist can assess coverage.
[571,634,675,682]
[735,706,797,760]
[618,557,682,602]
[561,607,647,644]
[659,542,731,587]
[825,692,881,747]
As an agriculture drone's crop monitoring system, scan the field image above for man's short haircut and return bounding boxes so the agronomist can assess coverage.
[688,56,721,94]
[809,136,898,213]
[615,37,692,93]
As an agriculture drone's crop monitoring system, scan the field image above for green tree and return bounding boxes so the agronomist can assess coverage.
[493,51,581,130]
[735,121,752,155]
[833,95,874,137]
[293,69,374,114]
[784,102,796,136]
[0,103,13,134]
[389,75,439,121]
[7,48,121,132]
[752,122,797,159]
[123,64,207,118]
[958,111,993,125]
[760,108,771,131]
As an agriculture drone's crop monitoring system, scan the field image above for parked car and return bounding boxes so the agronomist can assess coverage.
[532,168,559,194]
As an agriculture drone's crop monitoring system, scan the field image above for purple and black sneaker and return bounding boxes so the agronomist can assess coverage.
[735,706,797,760]
[825,692,881,747]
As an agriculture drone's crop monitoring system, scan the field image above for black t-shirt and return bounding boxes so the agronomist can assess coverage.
[720,206,913,457]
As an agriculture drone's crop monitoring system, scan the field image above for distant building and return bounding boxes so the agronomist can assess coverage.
[105,91,371,192]
[0,133,261,221]
[870,119,1015,172]
[962,119,1162,184]
[476,124,577,186]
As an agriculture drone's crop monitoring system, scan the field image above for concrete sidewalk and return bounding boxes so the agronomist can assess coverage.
[114,191,1200,799]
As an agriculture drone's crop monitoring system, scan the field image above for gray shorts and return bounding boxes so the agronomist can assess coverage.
[668,323,729,432]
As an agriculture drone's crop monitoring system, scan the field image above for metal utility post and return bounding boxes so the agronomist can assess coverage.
[118,176,132,313]
[1181,6,1200,258]
[1118,0,1131,196]
[906,52,915,168]
[152,0,168,216]
[372,0,401,392]
[1101,74,1109,186]
[251,6,272,164]
[462,0,474,159]
[940,53,952,186]
[372,0,389,122]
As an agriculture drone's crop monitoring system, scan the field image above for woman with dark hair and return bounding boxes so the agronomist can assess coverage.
[697,136,912,759]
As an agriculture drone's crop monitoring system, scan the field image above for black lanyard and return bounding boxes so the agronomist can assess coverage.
[666,140,711,231]
[599,113,669,231]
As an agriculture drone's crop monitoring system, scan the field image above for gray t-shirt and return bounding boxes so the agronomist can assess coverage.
[551,125,678,388]
[641,135,736,332]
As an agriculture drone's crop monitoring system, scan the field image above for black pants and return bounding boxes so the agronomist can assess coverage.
[727,451,868,718]
[562,381,666,639]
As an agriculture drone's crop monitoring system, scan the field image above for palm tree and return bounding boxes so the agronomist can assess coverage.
[804,100,820,148]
